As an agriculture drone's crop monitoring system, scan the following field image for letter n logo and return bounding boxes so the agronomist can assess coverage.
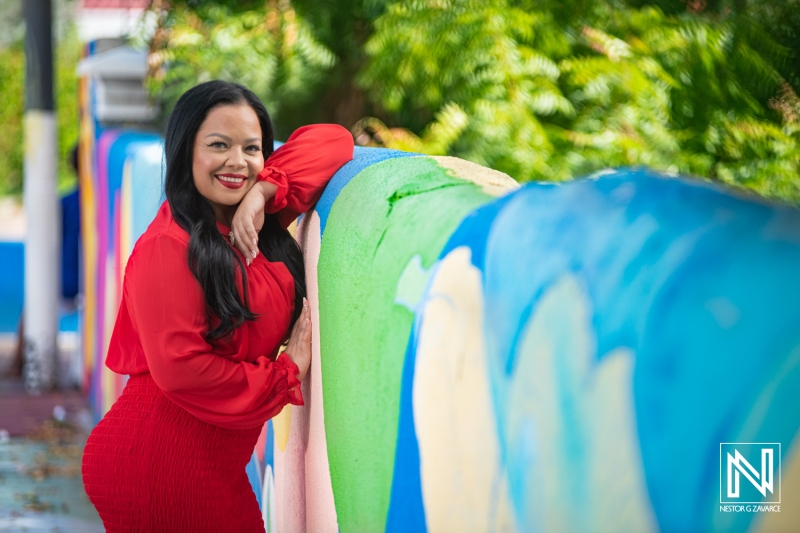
[720,443,781,504]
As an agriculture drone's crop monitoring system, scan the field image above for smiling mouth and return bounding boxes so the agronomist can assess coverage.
[215,174,247,189]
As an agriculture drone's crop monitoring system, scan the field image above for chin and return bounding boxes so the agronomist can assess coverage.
[216,182,254,200]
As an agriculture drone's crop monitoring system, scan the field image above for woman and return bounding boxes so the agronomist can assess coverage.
[81,80,354,532]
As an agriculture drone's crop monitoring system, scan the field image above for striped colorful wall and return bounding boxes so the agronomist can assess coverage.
[259,149,800,533]
[79,82,800,530]
[77,56,164,418]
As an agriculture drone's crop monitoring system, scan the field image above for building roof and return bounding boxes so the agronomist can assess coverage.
[81,0,151,8]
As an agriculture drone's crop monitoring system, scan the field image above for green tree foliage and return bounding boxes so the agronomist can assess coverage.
[55,25,81,194]
[0,0,82,197]
[361,0,800,201]
[144,0,800,204]
[144,0,337,138]
[0,39,25,197]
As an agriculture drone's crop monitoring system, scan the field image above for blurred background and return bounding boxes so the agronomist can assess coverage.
[1,0,800,205]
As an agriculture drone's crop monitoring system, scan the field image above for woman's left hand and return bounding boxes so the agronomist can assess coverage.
[284,298,312,382]
[231,181,277,265]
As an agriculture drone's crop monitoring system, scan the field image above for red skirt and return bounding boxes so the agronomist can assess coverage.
[81,374,265,533]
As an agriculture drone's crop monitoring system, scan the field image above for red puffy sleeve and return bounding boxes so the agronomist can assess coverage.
[258,124,354,228]
[123,232,303,430]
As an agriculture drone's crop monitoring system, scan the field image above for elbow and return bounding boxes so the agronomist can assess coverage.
[317,124,354,160]
[333,126,355,158]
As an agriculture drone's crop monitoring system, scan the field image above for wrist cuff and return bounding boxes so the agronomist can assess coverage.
[276,352,304,406]
[258,166,289,213]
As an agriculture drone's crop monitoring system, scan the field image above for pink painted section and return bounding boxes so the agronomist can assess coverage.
[274,402,307,533]
[93,130,120,409]
[270,211,339,532]
[298,212,339,532]
[112,190,125,401]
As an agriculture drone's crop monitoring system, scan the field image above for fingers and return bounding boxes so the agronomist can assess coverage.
[240,214,257,263]
[302,298,311,338]
[232,213,259,266]
[232,228,249,262]
[289,298,312,342]
[231,186,269,266]
[284,299,312,382]
[245,224,259,260]
[241,215,258,266]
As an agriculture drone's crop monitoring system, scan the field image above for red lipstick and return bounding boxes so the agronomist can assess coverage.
[215,173,248,190]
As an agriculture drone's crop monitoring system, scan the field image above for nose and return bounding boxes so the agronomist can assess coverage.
[226,146,247,169]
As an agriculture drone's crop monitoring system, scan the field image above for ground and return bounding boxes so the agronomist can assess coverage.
[0,342,103,532]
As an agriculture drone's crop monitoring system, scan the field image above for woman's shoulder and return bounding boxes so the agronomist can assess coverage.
[130,202,190,260]
[141,201,189,240]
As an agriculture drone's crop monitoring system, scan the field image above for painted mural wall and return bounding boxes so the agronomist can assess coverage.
[77,48,165,418]
[79,66,800,531]
[263,149,800,533]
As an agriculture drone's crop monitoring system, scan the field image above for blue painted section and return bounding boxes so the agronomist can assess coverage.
[106,133,161,251]
[246,451,263,509]
[61,189,81,299]
[59,310,79,333]
[0,241,81,334]
[264,419,275,469]
[441,191,520,274]
[315,147,418,235]
[385,330,428,533]
[129,140,166,240]
[0,241,25,333]
[420,169,800,532]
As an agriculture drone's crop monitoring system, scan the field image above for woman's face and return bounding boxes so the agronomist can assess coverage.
[192,104,265,222]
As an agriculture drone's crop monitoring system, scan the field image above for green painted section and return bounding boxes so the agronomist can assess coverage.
[318,157,496,533]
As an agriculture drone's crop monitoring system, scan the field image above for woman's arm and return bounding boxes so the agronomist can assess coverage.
[125,233,304,430]
[231,124,354,261]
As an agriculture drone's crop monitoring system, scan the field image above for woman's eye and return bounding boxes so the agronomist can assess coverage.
[209,141,227,148]
[246,145,261,152]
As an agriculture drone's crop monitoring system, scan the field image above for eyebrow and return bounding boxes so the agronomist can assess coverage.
[204,133,262,143]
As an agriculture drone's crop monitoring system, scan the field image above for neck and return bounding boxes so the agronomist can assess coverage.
[211,203,237,228]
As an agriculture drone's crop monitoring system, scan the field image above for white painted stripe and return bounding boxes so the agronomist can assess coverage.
[23,110,59,391]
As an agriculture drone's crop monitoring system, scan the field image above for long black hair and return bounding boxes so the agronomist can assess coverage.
[164,80,306,341]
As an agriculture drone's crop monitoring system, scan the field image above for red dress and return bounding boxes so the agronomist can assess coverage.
[82,125,353,533]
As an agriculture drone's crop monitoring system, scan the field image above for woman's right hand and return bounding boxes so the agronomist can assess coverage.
[231,180,277,265]
[284,298,311,381]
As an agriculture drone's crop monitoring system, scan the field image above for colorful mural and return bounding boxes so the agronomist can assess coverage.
[268,152,800,533]
[79,71,800,530]
[77,47,164,418]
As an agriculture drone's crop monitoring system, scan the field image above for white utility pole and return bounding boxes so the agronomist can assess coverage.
[23,0,59,393]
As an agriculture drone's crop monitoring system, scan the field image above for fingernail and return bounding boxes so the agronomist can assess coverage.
[252,250,257,259]
[253,238,257,246]
[246,257,251,266]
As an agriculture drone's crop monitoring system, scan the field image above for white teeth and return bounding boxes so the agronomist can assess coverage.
[216,175,245,183]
